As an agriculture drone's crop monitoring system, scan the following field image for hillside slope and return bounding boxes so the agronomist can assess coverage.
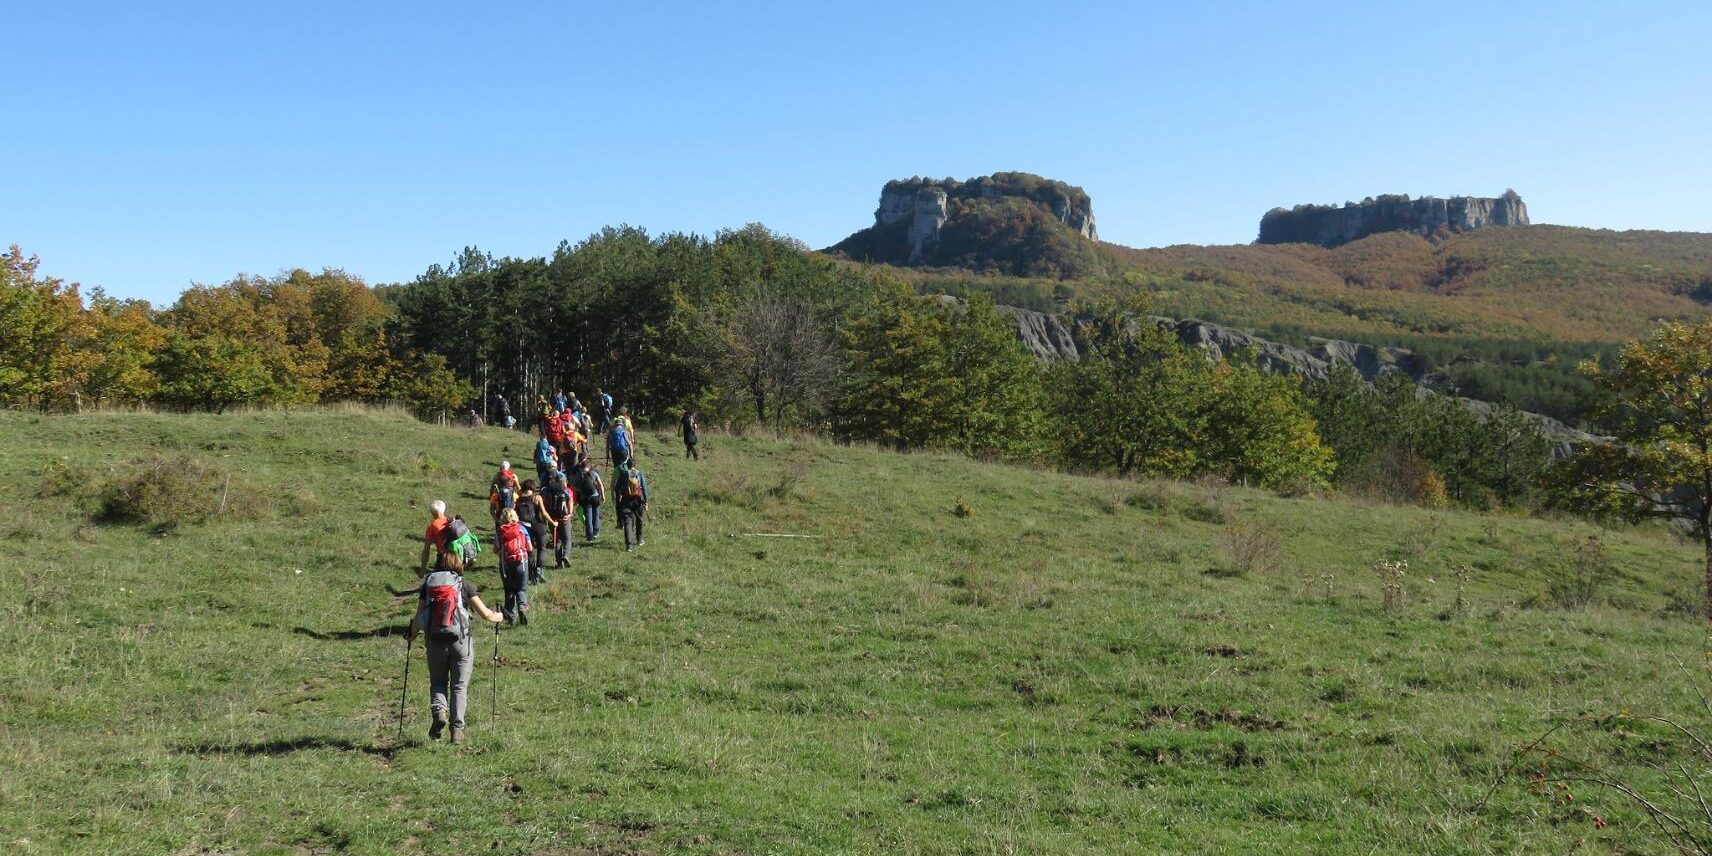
[1109,226,1712,344]
[2,409,1706,853]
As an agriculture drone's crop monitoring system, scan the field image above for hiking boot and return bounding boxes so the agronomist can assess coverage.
[429,710,447,740]
[449,727,465,745]
[636,540,644,547]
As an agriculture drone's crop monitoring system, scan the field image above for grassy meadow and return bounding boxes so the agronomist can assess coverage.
[1,407,1708,854]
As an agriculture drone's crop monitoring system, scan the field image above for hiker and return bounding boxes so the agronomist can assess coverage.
[607,418,632,466]
[615,405,634,438]
[493,393,514,430]
[496,508,532,625]
[490,462,520,526]
[573,461,605,541]
[596,388,613,434]
[680,408,699,460]
[556,408,582,466]
[466,409,484,429]
[534,435,557,487]
[543,474,576,567]
[575,407,593,442]
[441,514,481,570]
[552,389,567,414]
[515,479,556,584]
[411,550,504,744]
[420,499,451,573]
[614,460,650,551]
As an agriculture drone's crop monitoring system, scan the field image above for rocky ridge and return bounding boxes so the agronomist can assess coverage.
[827,172,1103,276]
[1258,191,1528,247]
[994,303,1597,452]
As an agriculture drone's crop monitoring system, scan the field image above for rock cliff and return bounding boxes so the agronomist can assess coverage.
[827,172,1105,277]
[996,305,1425,383]
[1258,191,1528,247]
[992,303,1595,452]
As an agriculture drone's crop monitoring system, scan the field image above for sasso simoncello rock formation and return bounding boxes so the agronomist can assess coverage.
[1257,191,1528,247]
[826,172,1105,277]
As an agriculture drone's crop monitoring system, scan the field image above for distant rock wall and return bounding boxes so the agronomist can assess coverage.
[1258,191,1528,247]
[996,305,1423,383]
[992,303,1595,452]
[828,172,1108,277]
[876,175,1097,244]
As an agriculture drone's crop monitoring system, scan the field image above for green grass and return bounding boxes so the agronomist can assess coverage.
[2,408,1708,853]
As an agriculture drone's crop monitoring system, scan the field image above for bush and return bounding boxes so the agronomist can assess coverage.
[98,453,254,527]
[1547,534,1611,609]
[1222,521,1284,576]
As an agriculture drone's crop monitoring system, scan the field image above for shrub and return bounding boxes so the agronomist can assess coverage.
[1222,521,1284,576]
[98,453,253,527]
[1547,534,1611,609]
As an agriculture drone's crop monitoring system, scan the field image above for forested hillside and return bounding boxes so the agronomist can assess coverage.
[876,224,1712,422]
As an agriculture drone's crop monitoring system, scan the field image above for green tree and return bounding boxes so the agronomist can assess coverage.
[0,246,85,407]
[73,291,164,406]
[835,286,956,450]
[942,293,1046,461]
[1548,321,1712,616]
[1052,300,1210,477]
[153,332,278,413]
[1203,358,1335,490]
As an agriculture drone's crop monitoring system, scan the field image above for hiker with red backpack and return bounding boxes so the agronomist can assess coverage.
[496,508,533,626]
[410,550,504,744]
[614,460,650,552]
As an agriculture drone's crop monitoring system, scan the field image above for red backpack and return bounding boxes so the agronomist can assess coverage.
[419,571,469,641]
[498,522,530,563]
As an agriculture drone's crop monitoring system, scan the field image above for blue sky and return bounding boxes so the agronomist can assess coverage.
[8,0,1711,304]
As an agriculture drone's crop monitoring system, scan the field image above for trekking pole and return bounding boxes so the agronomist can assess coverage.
[397,632,413,744]
[491,621,501,723]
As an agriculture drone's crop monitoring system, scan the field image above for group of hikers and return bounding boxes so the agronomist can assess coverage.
[403,388,700,744]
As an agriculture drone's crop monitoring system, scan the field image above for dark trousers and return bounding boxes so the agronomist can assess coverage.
[501,559,529,624]
[619,501,644,547]
[581,502,601,539]
[555,519,573,566]
[528,527,547,583]
[685,439,698,460]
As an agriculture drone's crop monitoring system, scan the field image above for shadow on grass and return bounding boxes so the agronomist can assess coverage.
[177,736,409,758]
[292,624,410,641]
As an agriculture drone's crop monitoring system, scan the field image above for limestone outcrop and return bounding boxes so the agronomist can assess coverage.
[827,172,1103,277]
[992,303,1596,452]
[996,305,1424,383]
[1258,191,1528,247]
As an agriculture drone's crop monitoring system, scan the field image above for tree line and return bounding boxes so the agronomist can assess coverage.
[3,230,1563,506]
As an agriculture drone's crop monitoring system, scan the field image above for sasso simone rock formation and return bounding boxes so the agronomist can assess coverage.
[1258,191,1528,247]
[826,172,1106,278]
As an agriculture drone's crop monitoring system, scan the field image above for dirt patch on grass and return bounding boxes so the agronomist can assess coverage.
[1131,704,1286,732]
